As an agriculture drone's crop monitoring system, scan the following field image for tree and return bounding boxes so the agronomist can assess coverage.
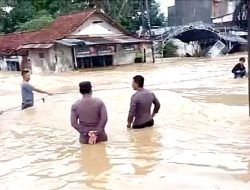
[0,0,36,33]
[105,0,166,32]
[0,0,165,33]
[17,14,53,32]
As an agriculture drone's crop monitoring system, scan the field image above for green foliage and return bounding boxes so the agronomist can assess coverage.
[0,0,166,34]
[106,0,165,32]
[163,42,178,58]
[17,14,53,31]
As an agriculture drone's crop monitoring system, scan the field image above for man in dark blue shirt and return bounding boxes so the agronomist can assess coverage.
[232,57,247,78]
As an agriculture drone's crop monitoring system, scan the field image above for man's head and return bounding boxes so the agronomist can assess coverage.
[239,57,245,64]
[132,75,144,90]
[79,81,92,95]
[21,69,31,82]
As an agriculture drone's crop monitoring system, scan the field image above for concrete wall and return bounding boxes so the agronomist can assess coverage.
[115,43,153,65]
[71,13,124,36]
[29,49,51,73]
[55,44,74,72]
[142,43,153,63]
[116,44,136,65]
[28,45,74,73]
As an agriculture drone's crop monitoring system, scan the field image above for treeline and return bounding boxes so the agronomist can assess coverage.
[0,0,166,34]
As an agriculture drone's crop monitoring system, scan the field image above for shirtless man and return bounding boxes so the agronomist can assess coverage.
[127,75,160,129]
[71,81,108,144]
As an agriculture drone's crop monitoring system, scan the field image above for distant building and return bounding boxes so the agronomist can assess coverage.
[212,0,238,18]
[168,0,238,26]
[0,10,152,73]
[168,0,212,26]
[212,0,239,27]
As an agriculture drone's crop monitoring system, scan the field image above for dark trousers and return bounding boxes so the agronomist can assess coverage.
[234,70,246,78]
[22,103,33,110]
[133,119,154,129]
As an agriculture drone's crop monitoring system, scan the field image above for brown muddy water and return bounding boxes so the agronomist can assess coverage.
[0,54,250,190]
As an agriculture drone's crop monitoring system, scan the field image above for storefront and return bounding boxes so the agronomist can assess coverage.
[75,45,116,68]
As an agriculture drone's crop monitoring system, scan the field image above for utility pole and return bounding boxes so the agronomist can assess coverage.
[145,0,155,63]
[248,0,250,116]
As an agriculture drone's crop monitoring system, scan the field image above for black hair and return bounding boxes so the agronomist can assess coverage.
[79,82,92,94]
[133,75,144,88]
[80,88,92,94]
[239,57,245,62]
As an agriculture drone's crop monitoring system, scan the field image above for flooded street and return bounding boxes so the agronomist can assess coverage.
[0,54,250,190]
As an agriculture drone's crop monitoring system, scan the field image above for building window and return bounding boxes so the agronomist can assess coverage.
[92,20,103,24]
[39,52,45,58]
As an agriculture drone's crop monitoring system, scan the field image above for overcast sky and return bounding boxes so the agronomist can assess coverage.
[156,0,175,16]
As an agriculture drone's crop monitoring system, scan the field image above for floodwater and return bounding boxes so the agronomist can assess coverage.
[0,54,250,190]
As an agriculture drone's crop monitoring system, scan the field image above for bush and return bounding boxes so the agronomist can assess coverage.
[163,42,178,58]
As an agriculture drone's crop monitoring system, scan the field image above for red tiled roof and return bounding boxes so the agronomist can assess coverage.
[0,31,39,54]
[0,10,95,54]
[29,10,95,44]
[0,10,130,54]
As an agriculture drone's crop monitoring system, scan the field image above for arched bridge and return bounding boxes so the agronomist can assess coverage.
[154,22,221,46]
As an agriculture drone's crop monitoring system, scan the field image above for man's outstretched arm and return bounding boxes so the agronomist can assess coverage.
[32,86,53,95]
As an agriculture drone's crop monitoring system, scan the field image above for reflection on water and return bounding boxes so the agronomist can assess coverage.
[0,54,250,190]
[79,144,112,190]
[129,128,161,176]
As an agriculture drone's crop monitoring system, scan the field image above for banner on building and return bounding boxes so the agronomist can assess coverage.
[76,45,116,58]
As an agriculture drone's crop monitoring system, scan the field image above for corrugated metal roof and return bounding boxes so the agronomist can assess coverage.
[57,36,150,46]
[220,35,247,44]
[106,36,151,44]
[55,39,85,46]
[21,44,54,49]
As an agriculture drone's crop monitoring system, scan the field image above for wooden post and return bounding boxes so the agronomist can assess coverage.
[73,47,78,69]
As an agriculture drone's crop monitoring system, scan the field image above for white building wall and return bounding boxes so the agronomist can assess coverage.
[28,45,74,73]
[0,56,7,70]
[71,14,124,37]
[29,49,50,73]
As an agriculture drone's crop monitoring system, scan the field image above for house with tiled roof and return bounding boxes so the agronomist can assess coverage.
[0,10,152,72]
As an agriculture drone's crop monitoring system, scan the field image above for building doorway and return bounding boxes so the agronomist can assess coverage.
[7,61,20,71]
